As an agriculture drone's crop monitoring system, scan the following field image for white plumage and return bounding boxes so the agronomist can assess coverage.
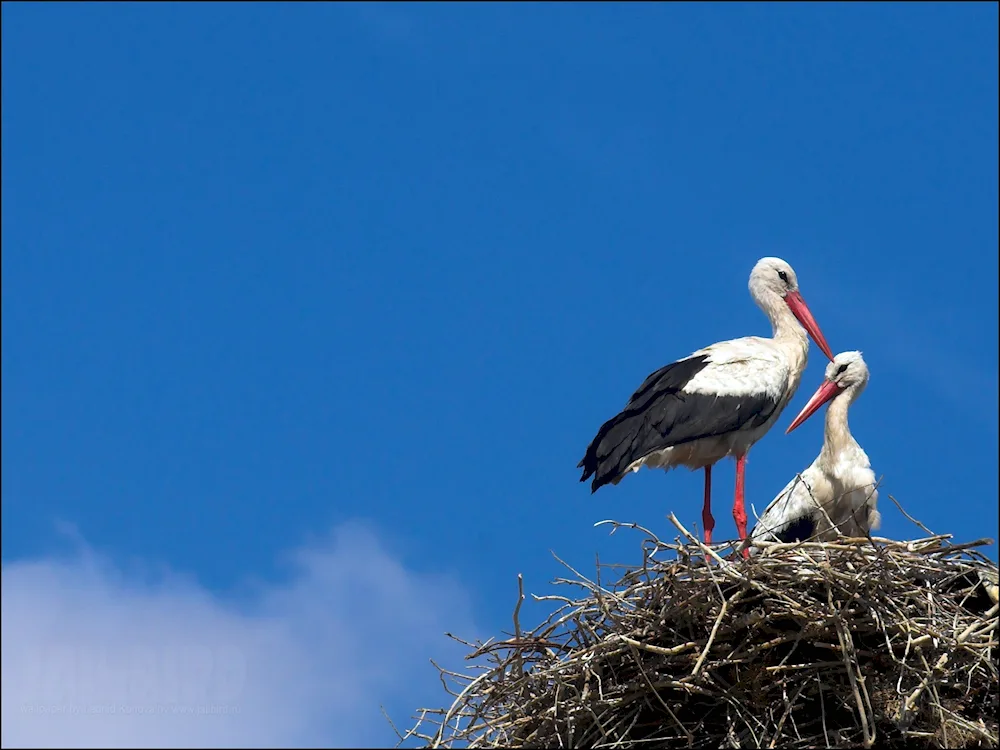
[631,336,796,477]
[748,351,881,551]
[579,257,836,553]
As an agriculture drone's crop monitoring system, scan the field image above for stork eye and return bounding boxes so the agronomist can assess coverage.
[836,364,848,375]
[777,271,789,283]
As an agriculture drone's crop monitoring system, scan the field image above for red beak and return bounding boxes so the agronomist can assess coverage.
[786,379,842,434]
[784,291,834,362]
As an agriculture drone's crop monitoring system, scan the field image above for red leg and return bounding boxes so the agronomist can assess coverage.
[702,465,715,545]
[734,454,749,559]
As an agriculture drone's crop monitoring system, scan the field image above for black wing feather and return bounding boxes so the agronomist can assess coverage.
[578,354,779,493]
[762,514,816,544]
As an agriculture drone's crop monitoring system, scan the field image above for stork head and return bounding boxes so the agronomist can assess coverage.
[824,350,870,392]
[786,351,869,434]
[749,257,834,361]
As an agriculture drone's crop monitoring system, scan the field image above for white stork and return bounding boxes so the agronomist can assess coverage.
[578,257,835,552]
[746,351,881,550]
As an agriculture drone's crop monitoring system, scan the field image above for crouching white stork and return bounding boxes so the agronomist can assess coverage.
[747,351,881,551]
[578,257,834,552]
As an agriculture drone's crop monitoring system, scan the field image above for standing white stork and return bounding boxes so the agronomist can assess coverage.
[578,257,835,551]
[746,351,881,549]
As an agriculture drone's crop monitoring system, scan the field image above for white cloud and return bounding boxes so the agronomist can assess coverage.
[1,521,475,748]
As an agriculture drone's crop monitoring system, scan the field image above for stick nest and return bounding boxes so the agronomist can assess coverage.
[399,515,999,749]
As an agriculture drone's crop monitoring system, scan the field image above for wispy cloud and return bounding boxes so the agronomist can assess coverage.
[1,521,475,749]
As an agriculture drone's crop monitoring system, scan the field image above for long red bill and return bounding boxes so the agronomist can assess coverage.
[786,379,842,434]
[785,291,834,361]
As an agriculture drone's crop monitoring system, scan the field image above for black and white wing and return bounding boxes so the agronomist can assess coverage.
[578,338,789,492]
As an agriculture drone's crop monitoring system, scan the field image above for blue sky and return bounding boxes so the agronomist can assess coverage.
[2,2,997,747]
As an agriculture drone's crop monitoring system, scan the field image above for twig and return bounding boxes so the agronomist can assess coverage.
[692,589,744,677]
[513,573,525,679]
[623,639,694,746]
[617,634,699,657]
[888,494,939,540]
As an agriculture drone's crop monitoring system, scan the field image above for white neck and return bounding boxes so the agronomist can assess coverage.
[821,389,860,461]
[760,292,809,375]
